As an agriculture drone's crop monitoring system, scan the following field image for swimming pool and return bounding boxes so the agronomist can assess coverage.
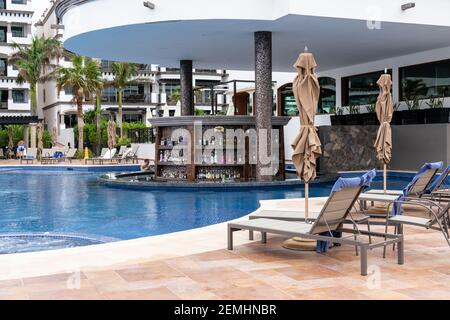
[0,169,411,254]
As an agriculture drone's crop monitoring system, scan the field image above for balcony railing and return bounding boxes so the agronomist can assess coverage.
[101,93,165,104]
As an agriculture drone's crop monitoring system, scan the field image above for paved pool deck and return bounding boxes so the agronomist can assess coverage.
[0,197,449,300]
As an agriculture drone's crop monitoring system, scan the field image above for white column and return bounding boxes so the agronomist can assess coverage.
[335,77,342,109]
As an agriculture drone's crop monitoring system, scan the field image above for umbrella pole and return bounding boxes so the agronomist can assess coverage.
[305,182,309,221]
[282,181,316,251]
[384,163,387,193]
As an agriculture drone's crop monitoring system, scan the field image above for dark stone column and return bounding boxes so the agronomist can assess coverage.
[180,60,194,116]
[254,31,273,182]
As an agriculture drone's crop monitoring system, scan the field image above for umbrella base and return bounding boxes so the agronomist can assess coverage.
[282,237,316,251]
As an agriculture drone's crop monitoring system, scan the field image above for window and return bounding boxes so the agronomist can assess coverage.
[342,70,392,106]
[11,26,24,38]
[400,59,450,101]
[0,0,5,9]
[12,90,26,103]
[123,113,143,122]
[43,89,46,104]
[318,77,336,114]
[64,114,77,128]
[123,84,145,103]
[278,83,297,116]
[0,59,7,76]
[163,81,181,105]
[12,0,27,4]
[0,90,7,108]
[169,110,175,117]
[102,86,117,103]
[0,27,6,43]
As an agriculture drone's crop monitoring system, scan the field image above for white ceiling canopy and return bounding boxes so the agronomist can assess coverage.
[63,14,450,72]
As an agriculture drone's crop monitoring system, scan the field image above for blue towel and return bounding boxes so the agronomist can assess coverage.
[316,169,377,253]
[393,161,443,216]
[331,169,377,193]
[426,164,450,194]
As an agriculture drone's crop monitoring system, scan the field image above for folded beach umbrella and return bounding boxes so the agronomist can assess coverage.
[283,48,322,251]
[374,73,394,192]
[107,120,116,150]
[291,48,322,220]
[7,126,13,151]
[37,123,44,158]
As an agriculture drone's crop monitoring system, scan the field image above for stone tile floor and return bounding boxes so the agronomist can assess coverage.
[1,224,449,300]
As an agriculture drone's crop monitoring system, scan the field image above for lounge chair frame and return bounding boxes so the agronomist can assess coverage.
[228,185,404,276]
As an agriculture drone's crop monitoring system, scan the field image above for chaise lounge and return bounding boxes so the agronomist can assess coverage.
[227,172,404,276]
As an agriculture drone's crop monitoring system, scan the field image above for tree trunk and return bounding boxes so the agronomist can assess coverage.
[118,89,123,137]
[77,97,84,153]
[30,84,37,117]
[96,94,102,156]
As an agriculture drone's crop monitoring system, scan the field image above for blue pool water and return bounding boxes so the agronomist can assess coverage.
[0,169,412,254]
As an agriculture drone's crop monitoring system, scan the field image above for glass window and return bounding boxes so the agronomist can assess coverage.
[64,114,77,129]
[342,70,392,106]
[0,0,5,9]
[0,27,7,43]
[123,84,144,103]
[163,82,181,105]
[123,113,143,122]
[12,0,27,4]
[400,59,450,101]
[279,83,297,116]
[318,77,336,114]
[102,86,117,103]
[11,26,24,38]
[0,59,7,76]
[12,90,26,103]
[0,90,7,103]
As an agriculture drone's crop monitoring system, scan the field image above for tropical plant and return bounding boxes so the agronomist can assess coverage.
[195,108,206,116]
[335,106,344,116]
[348,105,360,115]
[9,36,63,116]
[366,103,376,113]
[426,96,444,109]
[55,55,103,152]
[111,62,138,137]
[404,97,421,111]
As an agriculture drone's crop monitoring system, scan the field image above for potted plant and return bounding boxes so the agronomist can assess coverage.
[344,105,362,125]
[391,102,402,125]
[361,103,379,125]
[425,96,449,124]
[401,98,425,125]
[330,106,346,125]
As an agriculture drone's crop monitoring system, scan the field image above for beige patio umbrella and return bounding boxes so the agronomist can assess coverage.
[7,126,13,158]
[52,127,58,147]
[284,48,322,251]
[107,120,116,150]
[37,123,44,159]
[374,73,393,193]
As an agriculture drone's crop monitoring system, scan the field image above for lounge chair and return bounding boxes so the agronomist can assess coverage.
[120,145,140,163]
[388,197,450,246]
[228,171,404,276]
[20,148,37,164]
[41,148,66,165]
[63,148,77,163]
[41,148,53,158]
[423,164,450,202]
[366,162,442,198]
[114,146,128,159]
[360,162,442,216]
[85,148,117,165]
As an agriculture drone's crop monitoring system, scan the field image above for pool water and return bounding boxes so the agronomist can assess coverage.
[0,170,411,254]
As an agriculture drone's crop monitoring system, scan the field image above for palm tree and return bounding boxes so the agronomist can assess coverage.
[111,62,138,137]
[55,55,103,152]
[9,36,62,116]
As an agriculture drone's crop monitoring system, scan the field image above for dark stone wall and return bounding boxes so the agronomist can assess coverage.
[318,125,380,174]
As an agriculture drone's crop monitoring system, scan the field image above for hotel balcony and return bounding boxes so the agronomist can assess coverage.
[100,93,166,105]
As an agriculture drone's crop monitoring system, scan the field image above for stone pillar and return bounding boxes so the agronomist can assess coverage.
[180,60,194,116]
[29,123,37,148]
[23,126,29,147]
[254,31,273,182]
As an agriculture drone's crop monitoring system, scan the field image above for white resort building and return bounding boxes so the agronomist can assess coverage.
[34,0,231,147]
[0,0,33,117]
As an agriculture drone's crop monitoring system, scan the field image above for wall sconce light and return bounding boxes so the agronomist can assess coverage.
[401,3,415,11]
[143,1,155,10]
